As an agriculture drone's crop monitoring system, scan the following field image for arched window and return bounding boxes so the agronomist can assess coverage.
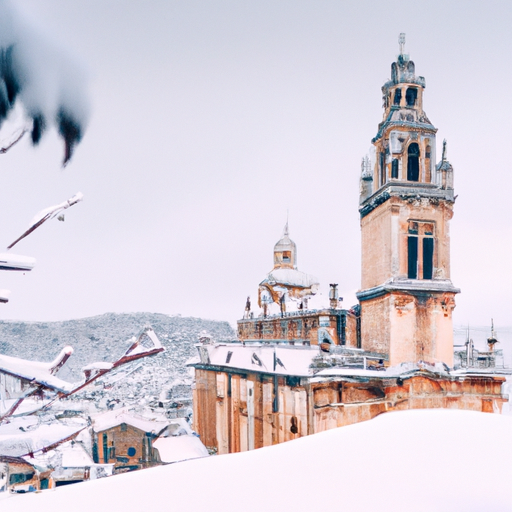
[407,222,418,279]
[379,152,386,186]
[391,159,399,179]
[407,143,420,181]
[425,145,431,182]
[406,87,417,106]
[393,88,402,105]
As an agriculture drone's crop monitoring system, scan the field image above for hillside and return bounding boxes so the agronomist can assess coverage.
[0,312,235,410]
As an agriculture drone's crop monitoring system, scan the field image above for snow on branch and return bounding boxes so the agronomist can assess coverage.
[7,192,83,249]
[0,327,165,423]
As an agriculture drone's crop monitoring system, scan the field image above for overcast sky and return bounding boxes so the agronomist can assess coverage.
[0,0,510,332]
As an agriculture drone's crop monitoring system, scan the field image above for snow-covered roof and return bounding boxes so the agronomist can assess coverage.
[153,435,209,464]
[192,344,464,381]
[2,409,512,512]
[193,343,319,376]
[0,349,76,394]
[0,252,36,272]
[0,423,85,457]
[60,442,95,468]
[312,367,399,379]
[92,408,170,434]
[158,417,193,437]
[261,268,319,289]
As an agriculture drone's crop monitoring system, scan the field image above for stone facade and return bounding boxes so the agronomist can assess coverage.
[192,358,507,455]
[238,309,358,347]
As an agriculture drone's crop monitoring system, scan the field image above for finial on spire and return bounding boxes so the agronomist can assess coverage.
[399,33,406,55]
[442,139,447,162]
[283,215,289,237]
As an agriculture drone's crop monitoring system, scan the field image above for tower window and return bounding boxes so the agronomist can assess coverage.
[407,143,420,181]
[380,152,386,186]
[393,88,402,105]
[407,222,435,280]
[407,235,418,279]
[423,237,434,279]
[405,87,417,106]
[425,145,432,182]
[282,251,291,263]
[391,159,399,179]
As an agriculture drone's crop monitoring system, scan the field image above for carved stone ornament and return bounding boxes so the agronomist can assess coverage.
[434,267,445,279]
[440,295,456,316]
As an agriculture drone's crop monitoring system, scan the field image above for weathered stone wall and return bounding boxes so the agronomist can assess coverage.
[238,311,357,347]
[361,202,393,289]
[361,295,391,355]
[193,368,506,455]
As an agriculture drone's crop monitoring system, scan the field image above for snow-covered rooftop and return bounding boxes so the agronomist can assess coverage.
[0,351,76,394]
[193,343,319,376]
[0,422,85,457]
[60,442,95,468]
[261,268,319,289]
[92,408,170,434]
[153,435,208,464]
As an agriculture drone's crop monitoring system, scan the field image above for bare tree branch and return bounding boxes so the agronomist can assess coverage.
[0,128,27,154]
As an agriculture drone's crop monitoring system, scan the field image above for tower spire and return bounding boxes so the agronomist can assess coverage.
[399,33,406,55]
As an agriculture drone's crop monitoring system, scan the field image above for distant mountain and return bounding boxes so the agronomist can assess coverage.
[0,312,235,410]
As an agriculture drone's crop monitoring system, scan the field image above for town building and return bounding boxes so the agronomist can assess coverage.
[91,408,170,473]
[0,455,54,493]
[91,408,208,473]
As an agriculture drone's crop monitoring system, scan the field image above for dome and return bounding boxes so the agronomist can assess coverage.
[273,222,297,270]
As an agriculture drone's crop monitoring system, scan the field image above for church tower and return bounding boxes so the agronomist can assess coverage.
[357,35,459,367]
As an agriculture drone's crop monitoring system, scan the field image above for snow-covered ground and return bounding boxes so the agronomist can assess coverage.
[2,409,511,512]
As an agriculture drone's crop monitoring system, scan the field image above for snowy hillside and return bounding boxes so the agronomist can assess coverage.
[1,409,511,512]
[0,313,234,409]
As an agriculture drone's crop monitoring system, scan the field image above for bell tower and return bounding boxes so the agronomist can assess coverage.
[357,35,459,367]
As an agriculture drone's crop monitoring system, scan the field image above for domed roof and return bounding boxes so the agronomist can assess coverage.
[274,222,296,253]
[262,268,319,290]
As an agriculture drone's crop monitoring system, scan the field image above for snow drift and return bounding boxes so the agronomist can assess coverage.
[1,409,512,511]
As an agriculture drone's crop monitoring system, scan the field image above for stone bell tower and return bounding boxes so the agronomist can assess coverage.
[356,34,459,367]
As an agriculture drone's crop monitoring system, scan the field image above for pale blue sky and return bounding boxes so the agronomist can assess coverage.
[0,0,510,330]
